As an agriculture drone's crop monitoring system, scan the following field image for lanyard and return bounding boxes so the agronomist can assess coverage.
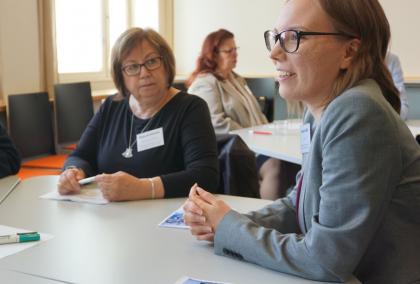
[295,173,304,231]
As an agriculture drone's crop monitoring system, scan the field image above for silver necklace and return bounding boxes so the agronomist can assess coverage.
[121,113,154,159]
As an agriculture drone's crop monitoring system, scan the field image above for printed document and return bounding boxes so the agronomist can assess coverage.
[40,188,109,205]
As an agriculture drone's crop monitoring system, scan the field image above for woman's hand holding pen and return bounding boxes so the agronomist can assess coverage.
[57,167,86,195]
[95,171,144,201]
[183,184,231,242]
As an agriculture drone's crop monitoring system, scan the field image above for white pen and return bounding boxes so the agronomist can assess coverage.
[78,176,96,185]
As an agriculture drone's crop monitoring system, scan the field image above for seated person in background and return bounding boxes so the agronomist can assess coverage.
[386,52,409,120]
[184,0,420,283]
[58,27,219,201]
[0,122,20,178]
[186,29,286,200]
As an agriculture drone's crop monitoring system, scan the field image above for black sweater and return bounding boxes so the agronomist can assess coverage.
[0,123,20,178]
[65,92,219,197]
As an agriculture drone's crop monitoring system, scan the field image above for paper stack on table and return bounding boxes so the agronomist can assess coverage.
[40,189,109,205]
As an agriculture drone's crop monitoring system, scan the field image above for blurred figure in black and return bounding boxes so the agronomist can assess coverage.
[0,122,20,178]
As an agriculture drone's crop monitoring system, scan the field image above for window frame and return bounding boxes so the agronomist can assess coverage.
[54,0,171,86]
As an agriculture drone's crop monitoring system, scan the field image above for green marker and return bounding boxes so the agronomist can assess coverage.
[0,232,40,245]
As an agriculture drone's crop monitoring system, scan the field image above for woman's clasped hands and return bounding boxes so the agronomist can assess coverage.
[183,184,231,242]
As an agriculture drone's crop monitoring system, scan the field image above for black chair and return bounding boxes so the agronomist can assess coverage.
[255,96,274,121]
[172,81,187,92]
[0,110,7,129]
[416,135,420,145]
[54,81,94,150]
[244,77,276,122]
[216,134,259,198]
[8,92,68,169]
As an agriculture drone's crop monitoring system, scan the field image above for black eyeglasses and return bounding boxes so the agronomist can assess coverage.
[122,56,162,76]
[264,29,354,53]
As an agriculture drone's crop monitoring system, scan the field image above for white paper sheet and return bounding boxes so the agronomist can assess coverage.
[40,189,109,205]
[174,276,232,284]
[0,225,53,259]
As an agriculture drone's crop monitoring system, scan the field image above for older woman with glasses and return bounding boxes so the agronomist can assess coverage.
[58,27,218,201]
[183,0,420,283]
[187,28,289,200]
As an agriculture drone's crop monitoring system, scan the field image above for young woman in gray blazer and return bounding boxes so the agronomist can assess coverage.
[184,0,420,283]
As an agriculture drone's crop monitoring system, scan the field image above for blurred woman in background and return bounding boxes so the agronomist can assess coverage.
[187,29,294,200]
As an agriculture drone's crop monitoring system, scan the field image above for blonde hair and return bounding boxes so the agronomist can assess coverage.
[318,0,400,113]
[110,27,176,99]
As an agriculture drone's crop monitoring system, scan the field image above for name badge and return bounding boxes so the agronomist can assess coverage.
[300,123,311,154]
[136,127,164,152]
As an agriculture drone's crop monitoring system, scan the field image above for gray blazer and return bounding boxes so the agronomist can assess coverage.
[188,73,268,134]
[214,79,420,283]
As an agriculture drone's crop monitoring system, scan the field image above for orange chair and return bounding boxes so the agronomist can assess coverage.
[8,92,68,169]
[21,155,68,169]
[62,143,77,151]
[17,168,61,180]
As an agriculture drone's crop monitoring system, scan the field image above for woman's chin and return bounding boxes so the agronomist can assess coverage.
[278,88,294,100]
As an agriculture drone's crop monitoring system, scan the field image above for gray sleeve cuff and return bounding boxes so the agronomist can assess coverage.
[214,210,249,257]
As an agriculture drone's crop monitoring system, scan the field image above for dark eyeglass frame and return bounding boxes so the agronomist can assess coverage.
[264,29,355,53]
[121,56,163,76]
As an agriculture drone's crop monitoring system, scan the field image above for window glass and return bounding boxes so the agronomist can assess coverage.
[55,0,103,73]
[109,0,128,51]
[133,0,159,30]
[55,0,161,77]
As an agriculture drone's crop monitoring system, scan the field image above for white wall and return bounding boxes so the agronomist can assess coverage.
[0,0,42,99]
[380,0,420,81]
[0,0,418,98]
[174,0,420,81]
[174,0,284,77]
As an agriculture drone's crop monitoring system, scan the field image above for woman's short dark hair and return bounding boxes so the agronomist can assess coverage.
[111,27,176,98]
[186,29,234,87]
